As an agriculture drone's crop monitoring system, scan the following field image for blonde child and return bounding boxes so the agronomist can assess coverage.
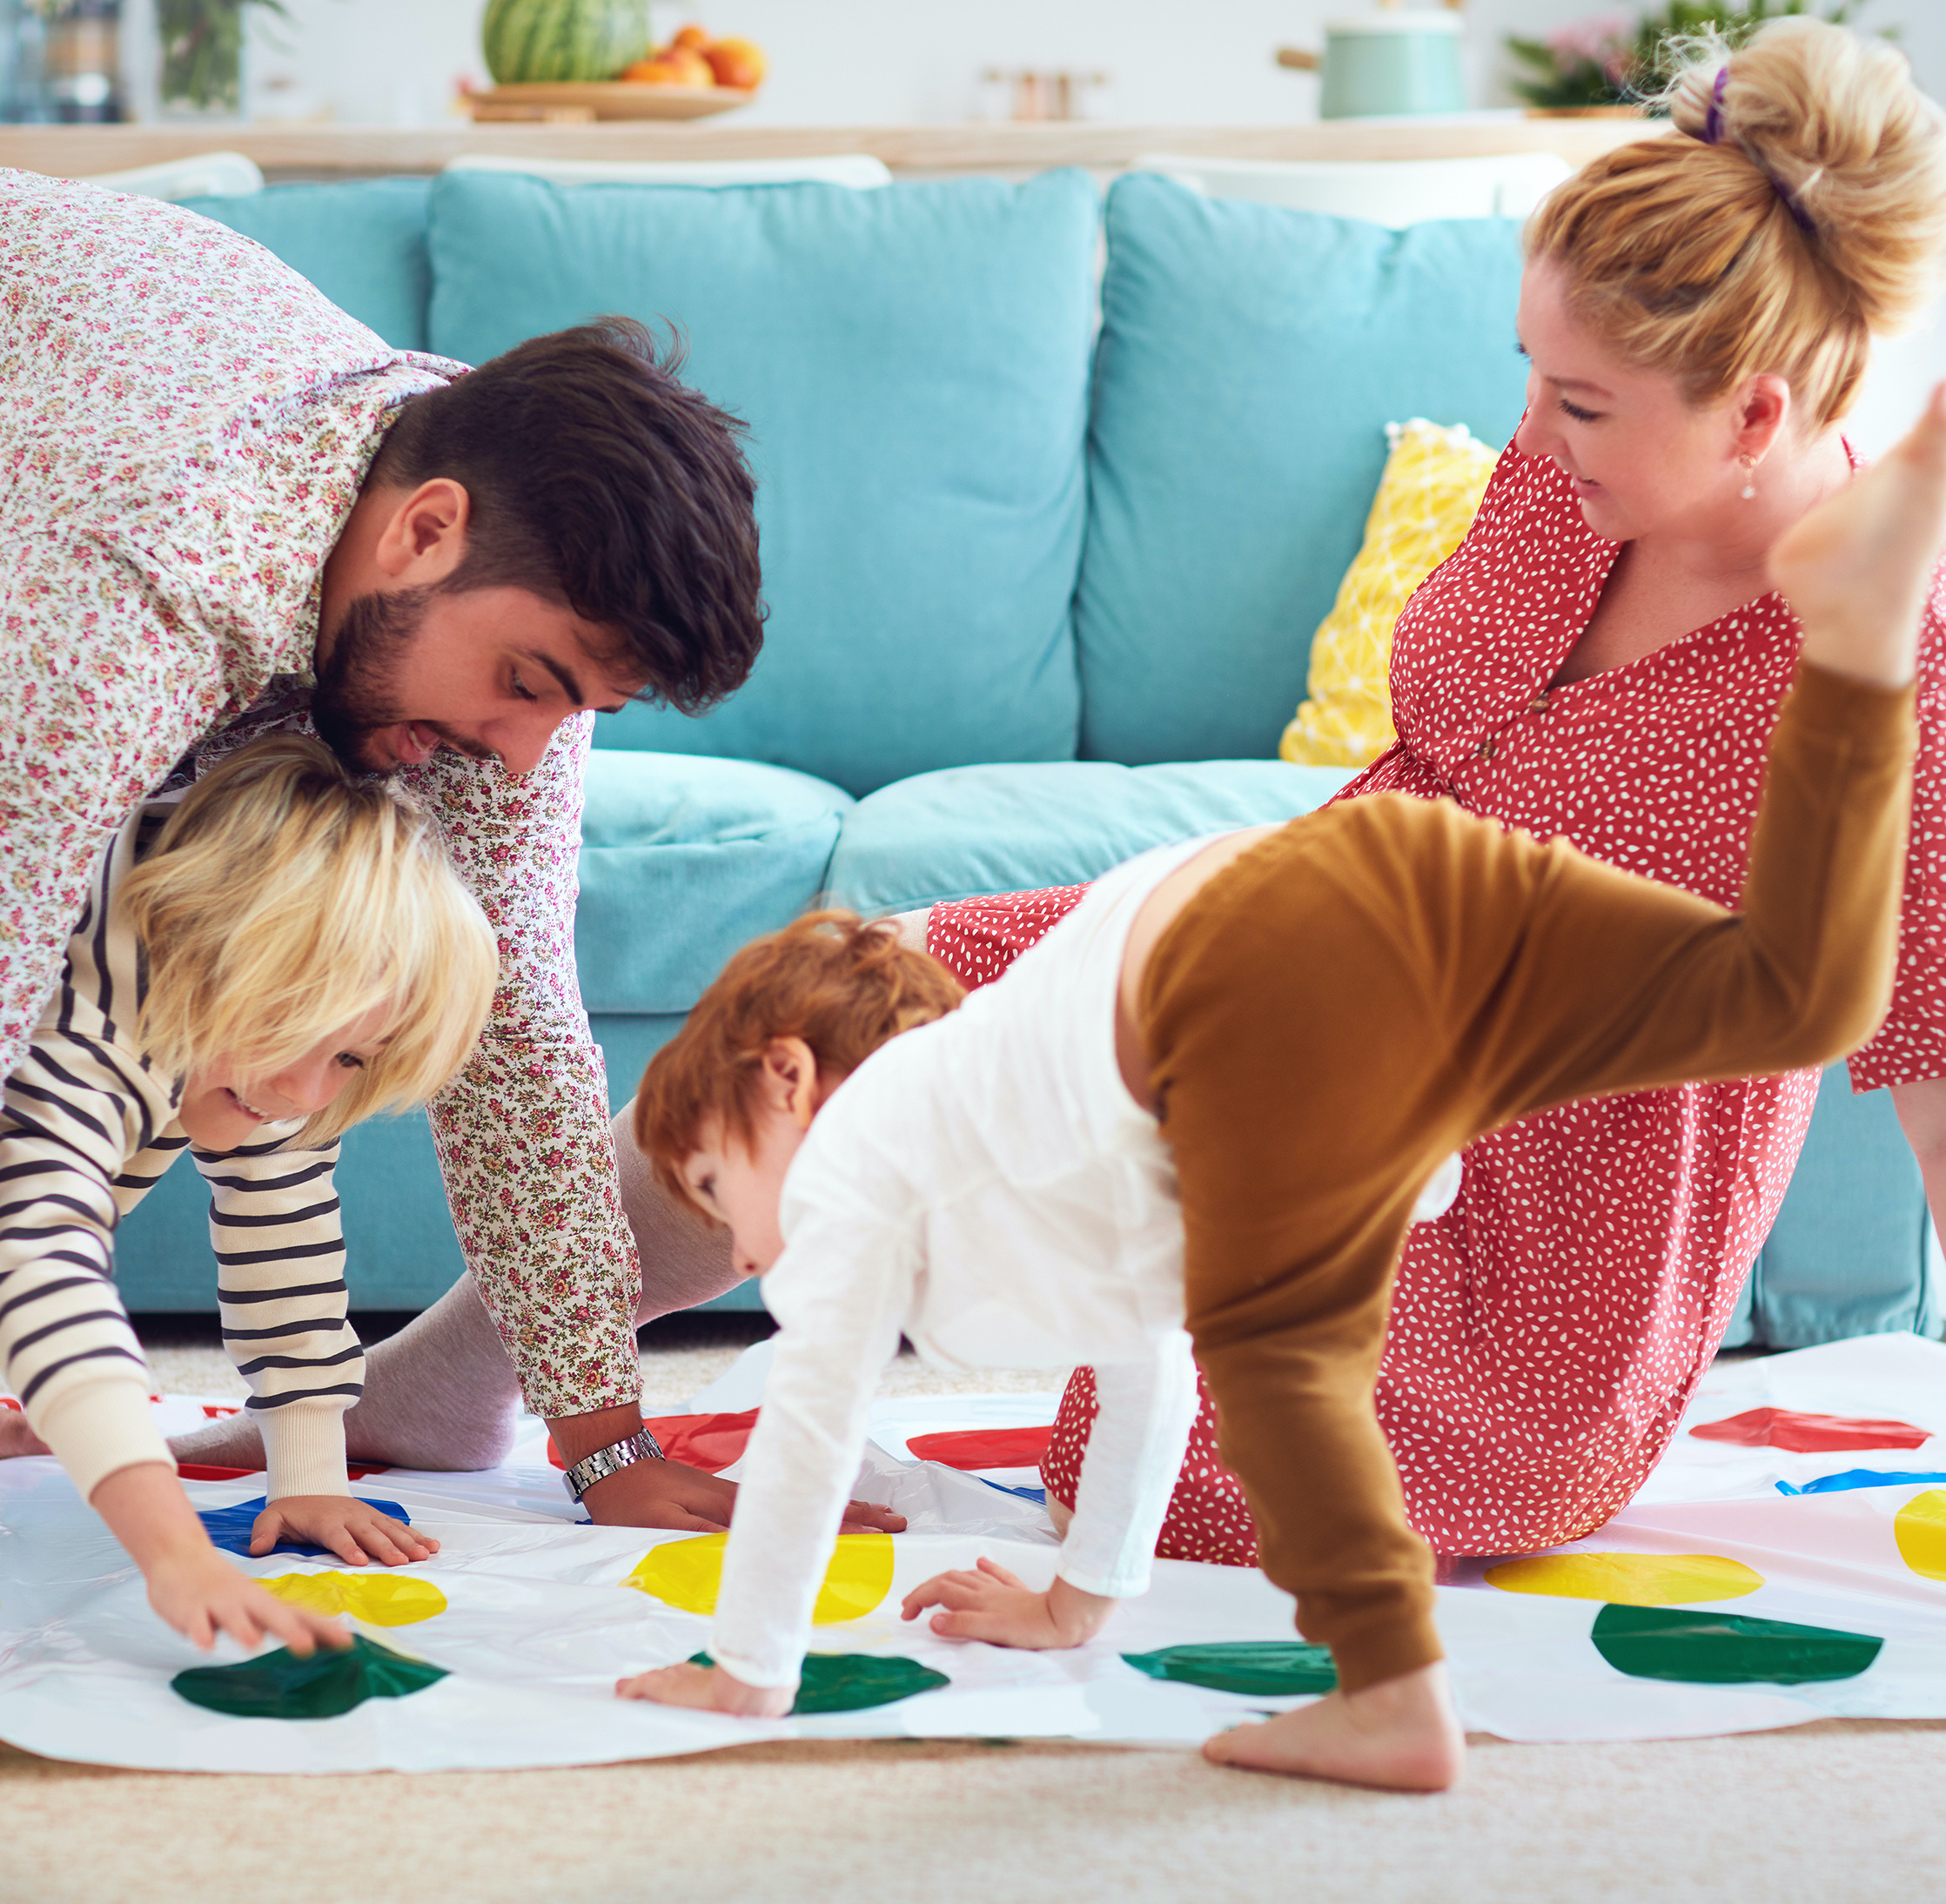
[615,392,1946,1790]
[0,735,498,1657]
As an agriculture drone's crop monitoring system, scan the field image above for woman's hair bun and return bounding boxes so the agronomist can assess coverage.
[1529,17,1946,427]
[1664,17,1946,338]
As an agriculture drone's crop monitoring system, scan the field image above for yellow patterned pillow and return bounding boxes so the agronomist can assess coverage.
[1280,419,1499,769]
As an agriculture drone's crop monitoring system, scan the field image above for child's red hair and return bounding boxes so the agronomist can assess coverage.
[635,911,965,1213]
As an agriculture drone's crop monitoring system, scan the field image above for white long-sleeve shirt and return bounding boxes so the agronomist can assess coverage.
[0,797,364,1502]
[711,836,1464,1691]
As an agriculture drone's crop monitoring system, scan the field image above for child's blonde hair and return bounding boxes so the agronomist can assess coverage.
[636,910,964,1214]
[1526,17,1946,429]
[121,734,500,1145]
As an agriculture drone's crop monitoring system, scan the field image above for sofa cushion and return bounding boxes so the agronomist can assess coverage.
[823,760,1357,915]
[576,751,853,1015]
[427,169,1100,797]
[1724,1063,1943,1349]
[177,179,433,352]
[1077,175,1531,766]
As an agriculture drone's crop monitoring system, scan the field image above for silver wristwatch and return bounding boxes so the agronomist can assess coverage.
[561,1425,665,1503]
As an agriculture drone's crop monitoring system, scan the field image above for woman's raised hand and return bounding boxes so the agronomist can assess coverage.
[1772,381,1946,690]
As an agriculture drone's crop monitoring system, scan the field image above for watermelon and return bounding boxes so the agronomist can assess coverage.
[481,0,654,84]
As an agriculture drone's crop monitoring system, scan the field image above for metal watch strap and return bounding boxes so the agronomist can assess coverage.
[560,1425,665,1503]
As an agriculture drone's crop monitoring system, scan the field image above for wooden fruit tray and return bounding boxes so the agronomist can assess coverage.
[468,82,755,124]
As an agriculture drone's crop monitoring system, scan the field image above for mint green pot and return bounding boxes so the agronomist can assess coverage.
[1319,15,1467,119]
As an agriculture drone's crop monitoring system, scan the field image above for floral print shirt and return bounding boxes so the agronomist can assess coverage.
[0,169,640,1419]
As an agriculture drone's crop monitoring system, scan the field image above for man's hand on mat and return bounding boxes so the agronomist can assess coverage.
[580,1456,906,1537]
[1773,379,1946,691]
[900,1557,1113,1649]
[614,1659,794,1717]
[247,1497,439,1566]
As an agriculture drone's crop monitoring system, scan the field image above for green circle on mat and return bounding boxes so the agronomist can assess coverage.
[172,1633,448,1720]
[690,1652,948,1715]
[1590,1605,1883,1685]
[1121,1642,1339,1696]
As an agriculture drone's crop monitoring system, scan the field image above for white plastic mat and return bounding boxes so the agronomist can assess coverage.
[1,1333,1942,1773]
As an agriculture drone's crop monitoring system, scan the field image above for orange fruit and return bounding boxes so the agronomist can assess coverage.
[661,45,715,85]
[704,35,766,90]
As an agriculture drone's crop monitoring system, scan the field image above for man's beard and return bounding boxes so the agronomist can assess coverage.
[311,586,491,772]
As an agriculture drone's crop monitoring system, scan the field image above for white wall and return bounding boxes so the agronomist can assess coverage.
[205,0,1936,130]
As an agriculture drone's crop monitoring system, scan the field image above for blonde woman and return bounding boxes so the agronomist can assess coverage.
[913,20,1946,1572]
[0,735,498,1656]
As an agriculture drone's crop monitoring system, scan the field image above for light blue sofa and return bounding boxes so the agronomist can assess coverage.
[111,167,1939,1347]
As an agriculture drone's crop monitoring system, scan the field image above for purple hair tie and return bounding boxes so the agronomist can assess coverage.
[1695,64,1817,238]
[1703,66,1728,144]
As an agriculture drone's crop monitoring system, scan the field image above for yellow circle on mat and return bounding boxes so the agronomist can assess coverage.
[258,1571,448,1626]
[624,1532,894,1624]
[1484,1553,1764,1605]
[1894,1489,1946,1582]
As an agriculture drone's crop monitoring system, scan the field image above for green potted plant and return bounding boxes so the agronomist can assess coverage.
[1507,0,1869,113]
[156,0,289,117]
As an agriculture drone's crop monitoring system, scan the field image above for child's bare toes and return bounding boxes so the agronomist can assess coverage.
[1201,1664,1464,1793]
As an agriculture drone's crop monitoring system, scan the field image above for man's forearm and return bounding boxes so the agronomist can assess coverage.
[549,1399,645,1466]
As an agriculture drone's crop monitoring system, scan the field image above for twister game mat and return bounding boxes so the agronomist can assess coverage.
[1,1333,1943,1773]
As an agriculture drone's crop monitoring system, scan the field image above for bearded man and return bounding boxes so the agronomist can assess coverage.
[0,170,899,1536]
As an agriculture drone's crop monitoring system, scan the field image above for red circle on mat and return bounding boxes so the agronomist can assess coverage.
[906,1425,1054,1471]
[1688,1407,1933,1453]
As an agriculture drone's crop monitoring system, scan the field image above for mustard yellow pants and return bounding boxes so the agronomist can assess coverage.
[1139,663,1915,1691]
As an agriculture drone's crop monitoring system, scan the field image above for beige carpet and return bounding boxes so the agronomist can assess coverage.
[4,1319,1941,1904]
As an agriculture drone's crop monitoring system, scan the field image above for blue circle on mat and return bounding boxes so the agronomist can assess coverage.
[1775,1469,1946,1497]
[196,1497,412,1557]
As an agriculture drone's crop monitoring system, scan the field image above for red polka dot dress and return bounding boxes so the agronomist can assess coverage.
[927,439,1946,1562]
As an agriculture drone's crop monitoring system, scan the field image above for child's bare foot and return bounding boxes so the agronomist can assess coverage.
[1772,380,1946,690]
[0,1410,50,1460]
[1202,1659,1464,1793]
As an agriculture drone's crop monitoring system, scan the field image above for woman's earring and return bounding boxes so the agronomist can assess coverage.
[1740,454,1758,500]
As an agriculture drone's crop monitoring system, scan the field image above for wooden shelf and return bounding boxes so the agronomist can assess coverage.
[0,117,1662,181]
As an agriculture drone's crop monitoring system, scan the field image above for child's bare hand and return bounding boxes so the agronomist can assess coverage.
[1773,380,1946,689]
[248,1497,438,1566]
[900,1557,1113,1649]
[614,1659,794,1716]
[147,1545,352,1656]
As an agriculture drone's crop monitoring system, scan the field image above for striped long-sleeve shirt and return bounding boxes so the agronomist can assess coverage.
[0,798,363,1502]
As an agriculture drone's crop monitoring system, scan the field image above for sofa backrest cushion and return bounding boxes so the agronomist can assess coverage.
[578,750,853,1016]
[426,169,1100,797]
[176,178,433,352]
[1076,173,1531,766]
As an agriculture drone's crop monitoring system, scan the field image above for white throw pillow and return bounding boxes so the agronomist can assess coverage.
[1135,151,1572,226]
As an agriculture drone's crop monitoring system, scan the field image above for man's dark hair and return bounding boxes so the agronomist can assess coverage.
[371,317,764,713]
